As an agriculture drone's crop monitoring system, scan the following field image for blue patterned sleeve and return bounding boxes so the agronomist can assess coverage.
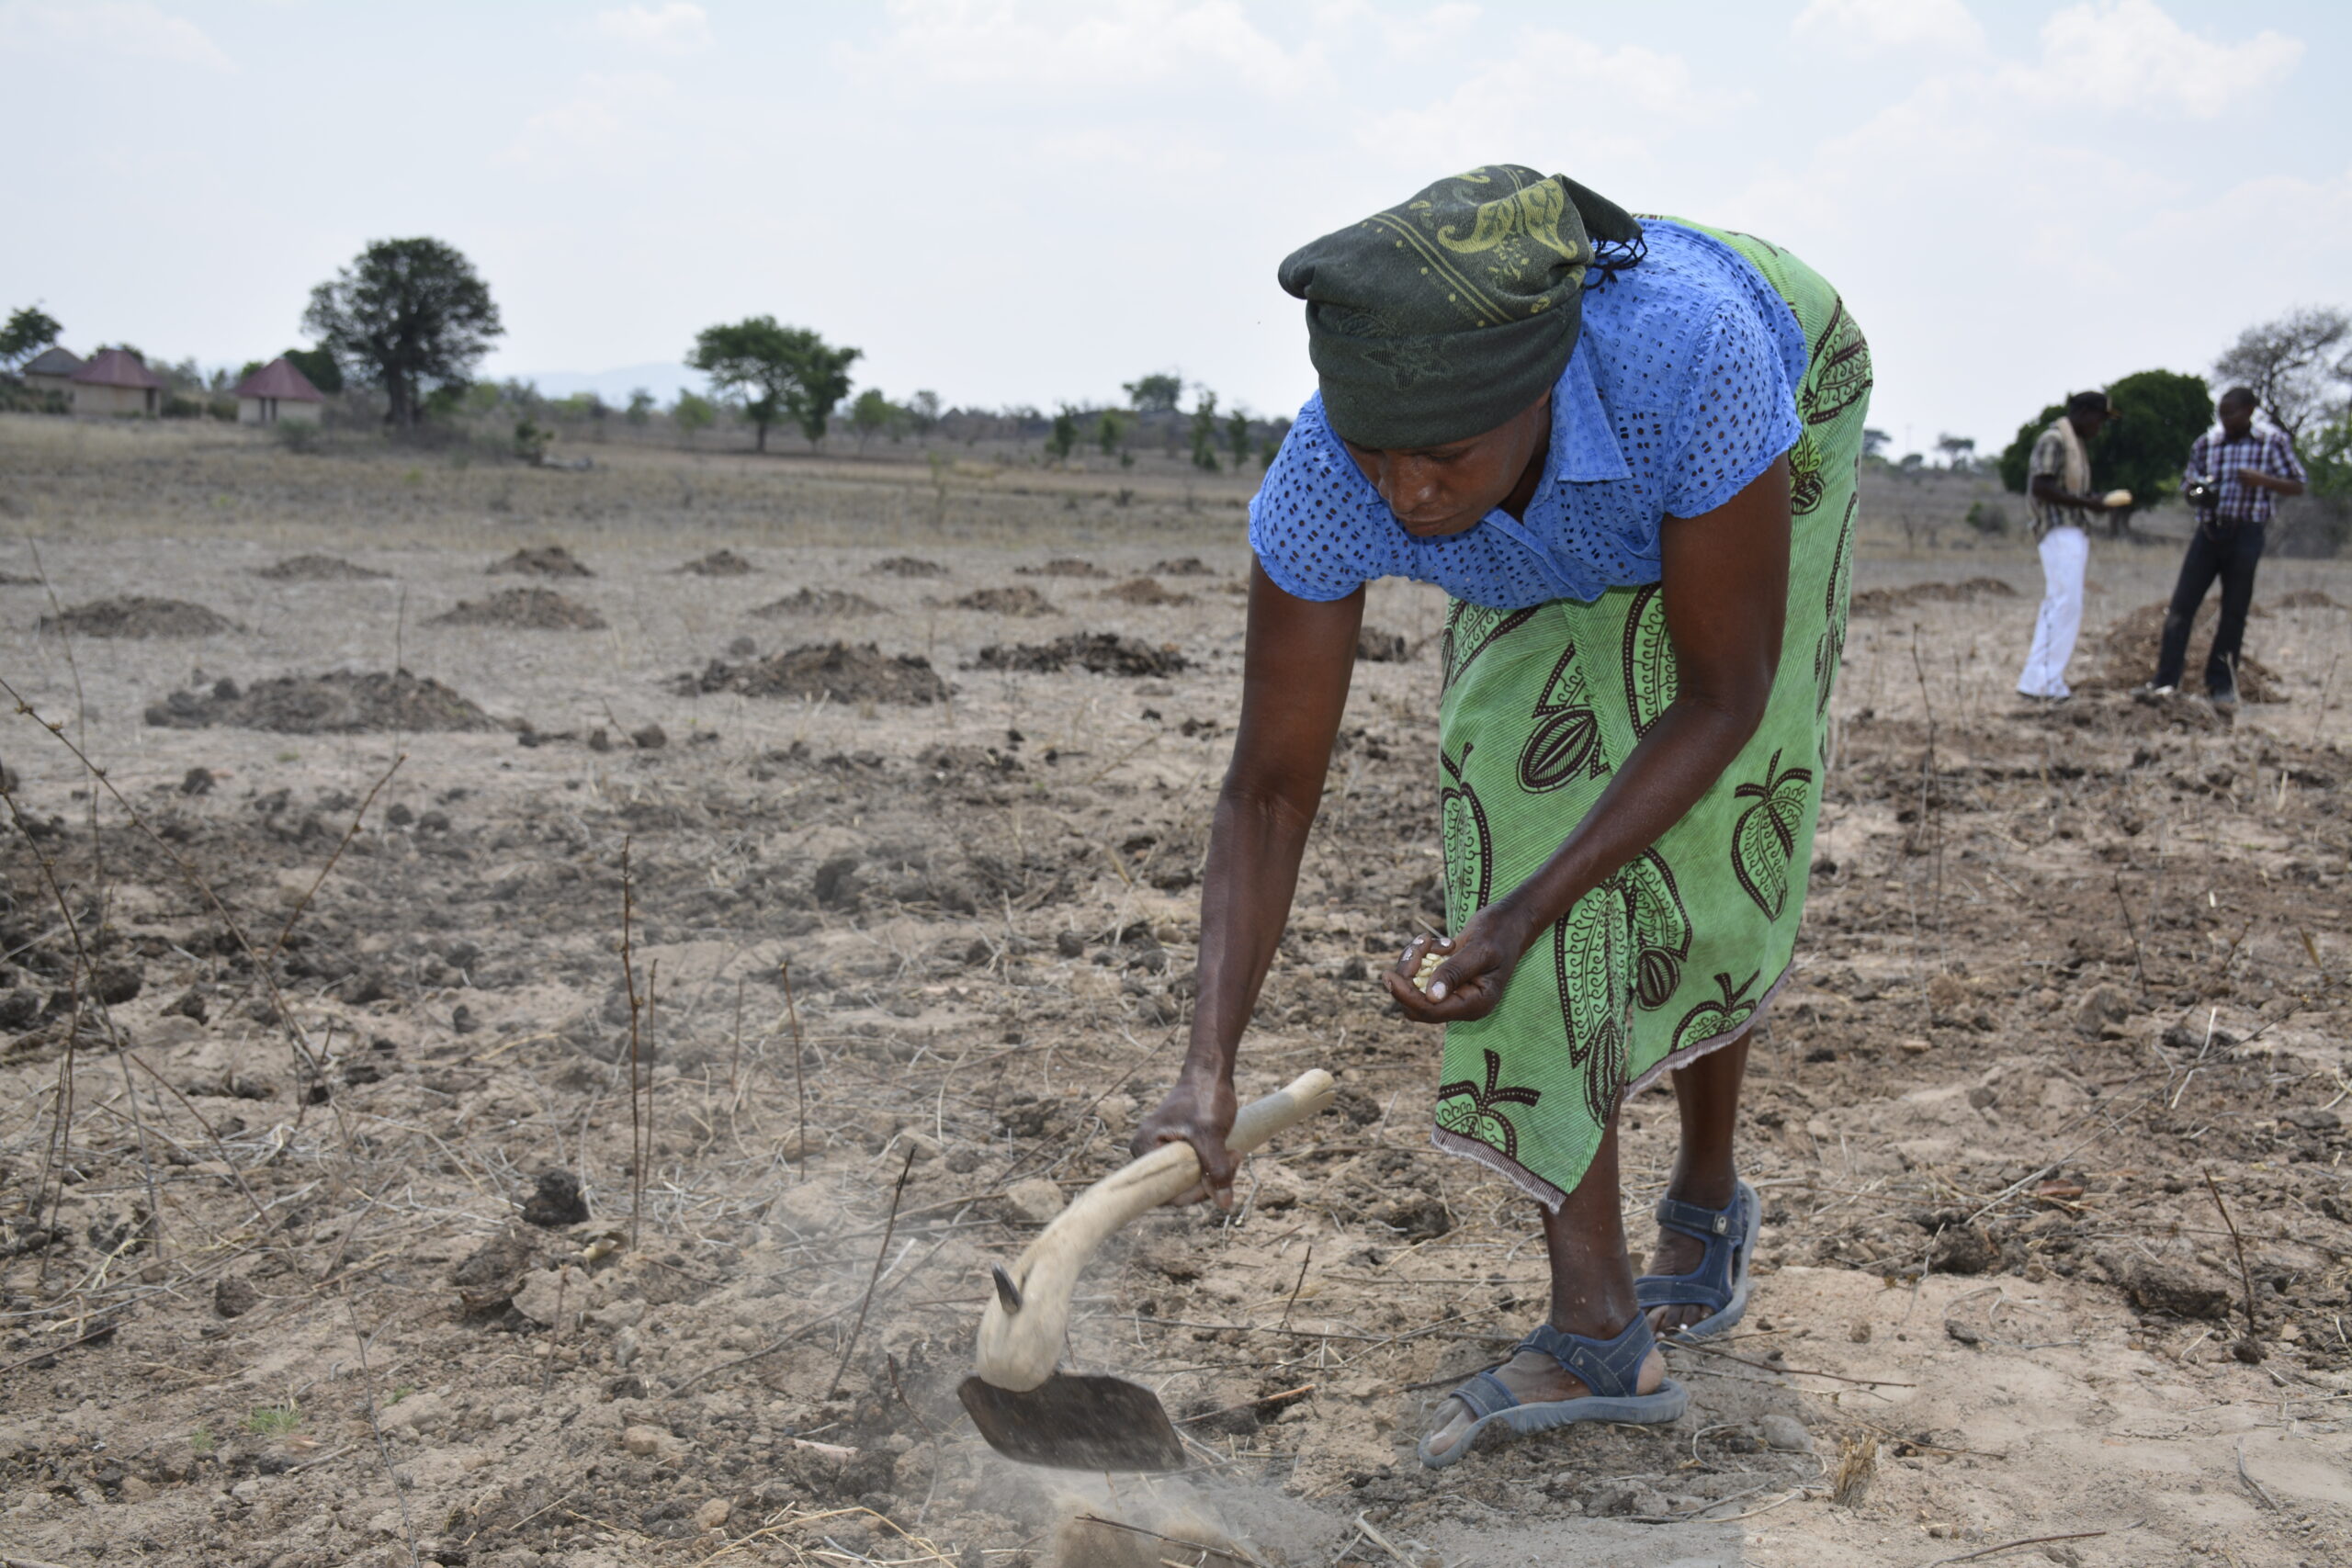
[1247,402,1386,602]
[1662,301,1804,520]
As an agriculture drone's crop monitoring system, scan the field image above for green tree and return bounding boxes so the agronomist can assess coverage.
[1046,405,1079,462]
[1189,389,1221,472]
[302,237,503,428]
[1258,414,1291,468]
[906,389,941,437]
[2303,411,2352,500]
[1095,410,1123,456]
[0,306,62,371]
[1125,372,1182,414]
[849,388,899,452]
[686,317,860,452]
[1227,408,1250,468]
[284,344,343,394]
[2100,368,2213,520]
[625,388,655,425]
[673,390,717,446]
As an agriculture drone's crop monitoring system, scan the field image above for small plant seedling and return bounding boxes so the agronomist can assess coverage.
[188,1427,214,1456]
[246,1404,301,1438]
[387,1384,413,1405]
[275,750,300,763]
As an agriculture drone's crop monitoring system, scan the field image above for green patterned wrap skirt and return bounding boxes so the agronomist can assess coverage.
[1431,223,1871,1208]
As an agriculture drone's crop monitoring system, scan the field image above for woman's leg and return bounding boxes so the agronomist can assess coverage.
[1418,1115,1665,1461]
[1643,1035,1750,1333]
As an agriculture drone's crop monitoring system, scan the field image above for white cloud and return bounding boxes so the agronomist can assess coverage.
[592,3,711,56]
[0,0,232,70]
[1357,29,1727,174]
[1792,0,1983,56]
[499,73,677,168]
[2006,0,2301,118]
[850,0,1329,99]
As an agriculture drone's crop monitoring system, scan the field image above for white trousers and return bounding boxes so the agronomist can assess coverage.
[2018,525,2087,698]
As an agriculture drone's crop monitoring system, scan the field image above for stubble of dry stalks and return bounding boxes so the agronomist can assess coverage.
[619,835,648,1249]
[1830,1431,1879,1507]
[0,675,382,1163]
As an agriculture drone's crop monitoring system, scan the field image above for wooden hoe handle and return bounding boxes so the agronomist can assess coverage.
[973,1068,1337,1391]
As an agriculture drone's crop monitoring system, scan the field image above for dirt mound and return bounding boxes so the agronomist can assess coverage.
[1098,577,1193,607]
[752,587,883,618]
[949,585,1057,615]
[1149,557,1217,577]
[1357,626,1412,661]
[871,555,949,578]
[145,671,500,734]
[2273,589,2345,611]
[1849,576,2018,617]
[254,554,388,581]
[40,596,237,637]
[677,549,757,577]
[488,546,593,578]
[2090,600,2282,701]
[1017,558,1110,579]
[0,572,41,585]
[974,632,1190,677]
[682,642,948,705]
[428,587,607,631]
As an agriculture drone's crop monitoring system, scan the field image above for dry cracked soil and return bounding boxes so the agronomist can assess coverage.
[3,423,2351,1568]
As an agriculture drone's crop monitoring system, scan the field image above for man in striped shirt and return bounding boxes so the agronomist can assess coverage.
[2144,387,2308,707]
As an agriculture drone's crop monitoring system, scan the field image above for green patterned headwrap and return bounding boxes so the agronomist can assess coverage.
[1278,165,1643,450]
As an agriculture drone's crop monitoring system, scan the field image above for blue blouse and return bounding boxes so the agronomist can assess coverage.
[1247,220,1808,609]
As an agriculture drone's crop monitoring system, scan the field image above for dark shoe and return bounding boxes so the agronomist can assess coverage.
[1636,1179,1759,1343]
[1415,1316,1688,1469]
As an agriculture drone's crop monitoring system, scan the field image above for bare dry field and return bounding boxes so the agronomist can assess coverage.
[4,418,2351,1568]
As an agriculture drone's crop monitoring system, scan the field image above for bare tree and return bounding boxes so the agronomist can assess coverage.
[2213,305,2350,442]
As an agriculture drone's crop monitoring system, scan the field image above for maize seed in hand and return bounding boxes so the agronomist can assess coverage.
[2103,489,2132,507]
[1413,949,1445,991]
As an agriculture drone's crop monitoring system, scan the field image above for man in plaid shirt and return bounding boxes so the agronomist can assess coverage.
[2144,387,2307,707]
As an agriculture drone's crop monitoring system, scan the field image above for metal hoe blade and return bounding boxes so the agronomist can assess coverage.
[957,1372,1187,1472]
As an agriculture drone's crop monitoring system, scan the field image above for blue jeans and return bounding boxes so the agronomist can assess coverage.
[2154,521,2265,694]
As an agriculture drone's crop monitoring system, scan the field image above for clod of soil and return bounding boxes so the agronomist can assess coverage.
[0,571,40,586]
[1149,557,1217,577]
[682,641,949,705]
[871,555,949,578]
[1849,577,2018,616]
[2272,588,2345,611]
[144,670,502,733]
[1098,578,1193,607]
[1017,558,1110,579]
[1356,626,1411,662]
[40,596,238,637]
[255,554,389,581]
[677,548,758,576]
[488,546,593,578]
[974,632,1190,677]
[752,588,883,618]
[950,585,1057,615]
[2094,600,2280,701]
[428,587,608,630]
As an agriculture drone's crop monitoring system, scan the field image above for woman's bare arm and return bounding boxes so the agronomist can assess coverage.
[1392,456,1793,1017]
[1130,561,1363,1201]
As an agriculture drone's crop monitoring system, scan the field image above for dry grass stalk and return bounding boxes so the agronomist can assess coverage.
[620,835,645,1249]
[828,1148,916,1398]
[1830,1431,1878,1506]
[2201,1168,2261,1344]
[783,957,808,1177]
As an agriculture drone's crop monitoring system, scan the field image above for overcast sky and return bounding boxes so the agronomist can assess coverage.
[5,0,2346,457]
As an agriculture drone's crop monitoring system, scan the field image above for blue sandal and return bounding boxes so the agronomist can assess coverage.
[1635,1179,1759,1343]
[1416,1315,1688,1469]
